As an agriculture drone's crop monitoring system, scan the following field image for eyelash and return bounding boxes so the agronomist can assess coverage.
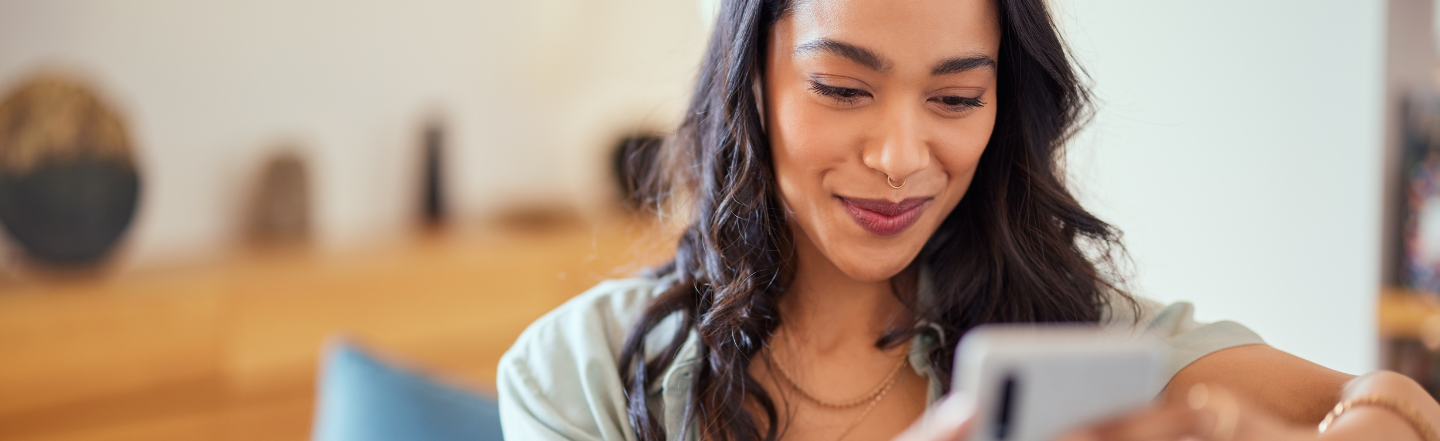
[807,80,986,112]
[808,81,868,105]
[930,95,986,111]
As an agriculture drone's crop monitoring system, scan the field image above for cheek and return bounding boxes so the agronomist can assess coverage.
[769,93,857,206]
[933,112,995,190]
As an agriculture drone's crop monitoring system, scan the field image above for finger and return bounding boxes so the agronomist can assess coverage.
[1090,406,1206,441]
[895,393,976,441]
[1186,383,1237,441]
[1053,428,1100,441]
[1188,384,1312,441]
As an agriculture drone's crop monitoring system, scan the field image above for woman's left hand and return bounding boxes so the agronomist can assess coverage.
[1055,384,1319,441]
[1051,403,1212,441]
[901,380,1432,441]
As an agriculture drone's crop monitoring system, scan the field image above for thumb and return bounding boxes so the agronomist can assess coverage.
[895,392,976,441]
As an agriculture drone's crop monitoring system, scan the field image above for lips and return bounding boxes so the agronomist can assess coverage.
[840,197,930,236]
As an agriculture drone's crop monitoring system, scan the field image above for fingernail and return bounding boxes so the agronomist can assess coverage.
[1187,383,1209,410]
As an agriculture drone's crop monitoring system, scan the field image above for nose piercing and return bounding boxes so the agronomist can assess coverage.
[887,176,905,189]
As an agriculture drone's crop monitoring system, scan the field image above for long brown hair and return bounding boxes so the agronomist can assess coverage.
[617,0,1131,440]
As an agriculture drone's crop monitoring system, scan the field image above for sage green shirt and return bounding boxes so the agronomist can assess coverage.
[496,275,1264,441]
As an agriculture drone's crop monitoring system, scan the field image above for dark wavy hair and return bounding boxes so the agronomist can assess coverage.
[617,0,1132,440]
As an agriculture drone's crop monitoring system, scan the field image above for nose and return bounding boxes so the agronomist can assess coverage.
[861,102,931,186]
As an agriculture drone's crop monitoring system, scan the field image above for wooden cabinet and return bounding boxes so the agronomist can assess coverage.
[0,220,669,441]
[1381,288,1440,397]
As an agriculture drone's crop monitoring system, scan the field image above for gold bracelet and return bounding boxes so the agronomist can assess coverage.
[1318,395,1440,441]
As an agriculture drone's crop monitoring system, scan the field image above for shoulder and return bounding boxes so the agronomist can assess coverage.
[496,275,673,440]
[506,276,668,364]
[1101,291,1267,380]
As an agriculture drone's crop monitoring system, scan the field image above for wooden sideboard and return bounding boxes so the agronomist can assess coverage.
[0,218,670,441]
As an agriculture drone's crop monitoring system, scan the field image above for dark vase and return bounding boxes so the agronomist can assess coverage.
[0,158,139,266]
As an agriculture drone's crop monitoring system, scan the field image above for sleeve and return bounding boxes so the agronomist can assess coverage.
[1104,294,1267,381]
[496,279,655,441]
[1147,301,1266,381]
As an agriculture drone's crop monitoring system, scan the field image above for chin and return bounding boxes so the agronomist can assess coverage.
[815,221,934,283]
[833,256,912,283]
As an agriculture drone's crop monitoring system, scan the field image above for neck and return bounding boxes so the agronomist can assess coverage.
[779,230,914,356]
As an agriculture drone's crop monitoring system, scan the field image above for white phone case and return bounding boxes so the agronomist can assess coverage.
[952,324,1167,441]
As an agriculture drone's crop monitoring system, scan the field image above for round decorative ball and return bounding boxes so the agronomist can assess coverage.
[0,75,140,266]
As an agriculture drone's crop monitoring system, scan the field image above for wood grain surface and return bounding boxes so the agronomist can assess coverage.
[0,217,671,441]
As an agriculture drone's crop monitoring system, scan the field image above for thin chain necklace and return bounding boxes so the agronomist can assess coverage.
[771,349,909,408]
[770,343,911,440]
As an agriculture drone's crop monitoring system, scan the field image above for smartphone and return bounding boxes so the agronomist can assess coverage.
[951,324,1167,441]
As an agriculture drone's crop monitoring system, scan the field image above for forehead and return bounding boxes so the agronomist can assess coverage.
[785,0,1001,62]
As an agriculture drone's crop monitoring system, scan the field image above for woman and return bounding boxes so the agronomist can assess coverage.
[498,0,1440,439]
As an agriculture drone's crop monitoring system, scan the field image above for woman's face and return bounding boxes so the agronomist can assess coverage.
[766,0,1001,282]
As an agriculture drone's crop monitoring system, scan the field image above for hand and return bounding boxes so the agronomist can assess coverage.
[891,393,976,441]
[1061,384,1322,441]
[1053,404,1208,441]
[893,385,1317,441]
[1173,383,1316,441]
[890,393,1209,441]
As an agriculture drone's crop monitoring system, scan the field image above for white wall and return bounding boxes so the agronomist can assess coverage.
[0,0,709,266]
[0,0,1397,372]
[1054,1,1388,374]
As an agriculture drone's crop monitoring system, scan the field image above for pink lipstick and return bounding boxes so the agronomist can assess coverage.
[839,197,930,236]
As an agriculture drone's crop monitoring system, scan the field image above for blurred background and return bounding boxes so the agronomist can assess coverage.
[0,0,1436,440]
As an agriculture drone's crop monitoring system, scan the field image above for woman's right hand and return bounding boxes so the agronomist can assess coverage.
[891,393,978,441]
[894,396,1207,441]
[893,385,1301,441]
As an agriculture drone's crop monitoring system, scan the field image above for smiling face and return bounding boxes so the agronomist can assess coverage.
[765,0,1002,282]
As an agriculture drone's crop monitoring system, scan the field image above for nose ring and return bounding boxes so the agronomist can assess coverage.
[887,176,905,189]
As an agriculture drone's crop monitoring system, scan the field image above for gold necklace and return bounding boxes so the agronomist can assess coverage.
[770,344,911,440]
[771,349,909,408]
[835,368,903,440]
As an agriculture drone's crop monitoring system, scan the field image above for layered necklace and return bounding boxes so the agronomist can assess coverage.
[769,342,911,440]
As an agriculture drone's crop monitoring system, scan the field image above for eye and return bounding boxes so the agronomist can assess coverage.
[809,80,871,107]
[929,94,986,114]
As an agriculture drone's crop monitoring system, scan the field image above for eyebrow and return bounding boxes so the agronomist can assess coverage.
[931,55,997,76]
[794,38,891,72]
[794,38,997,77]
